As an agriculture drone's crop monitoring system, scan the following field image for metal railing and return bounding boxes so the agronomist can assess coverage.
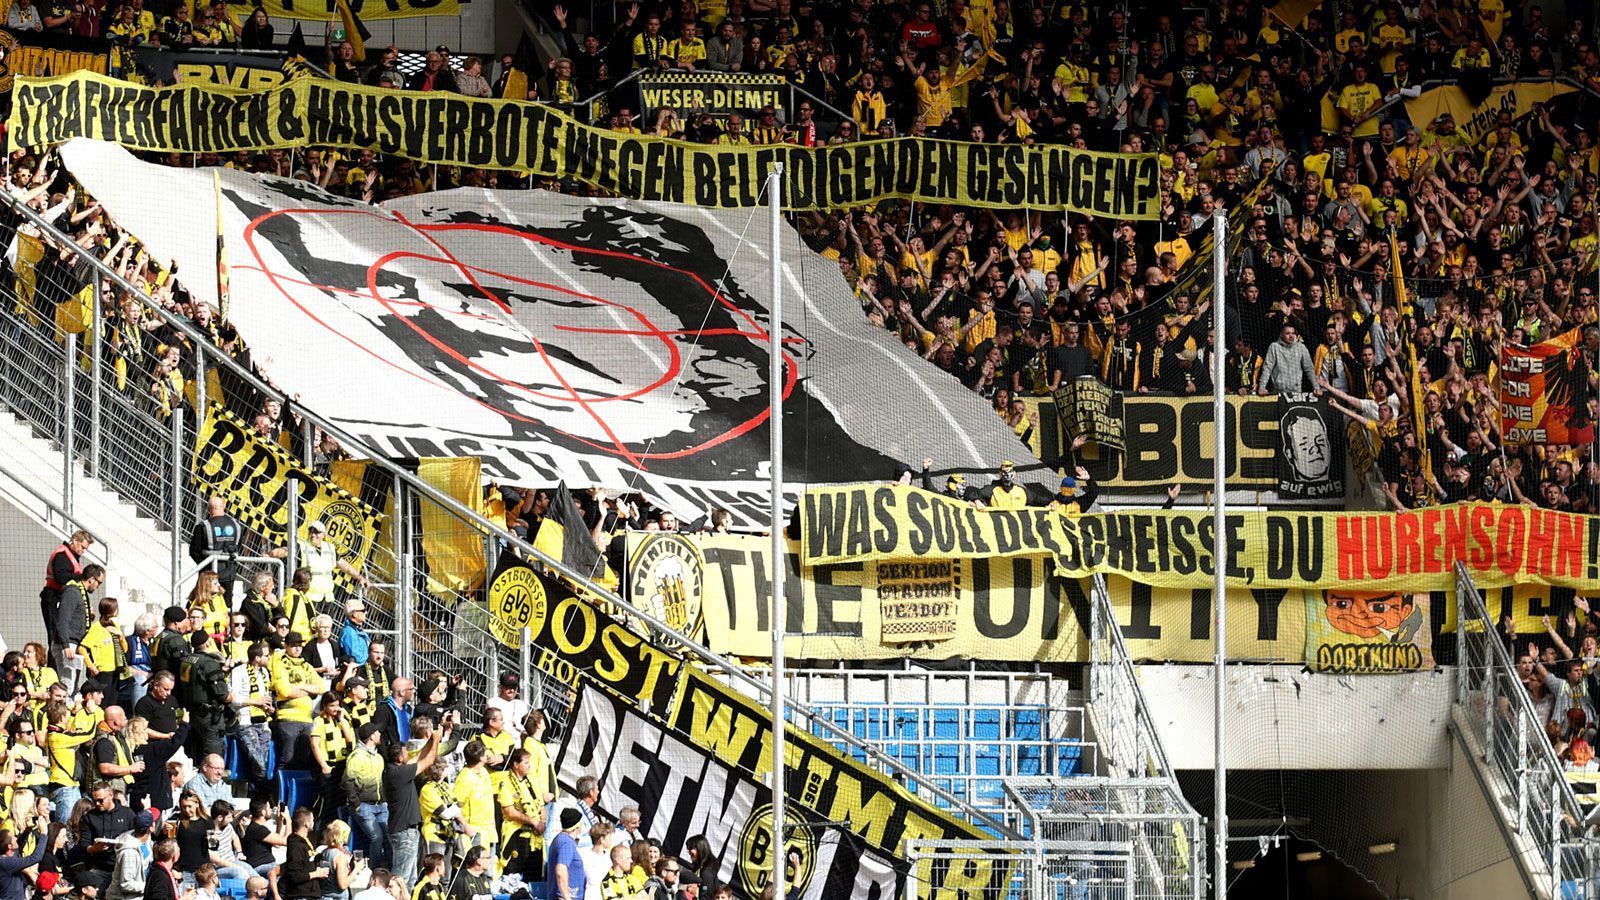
[1453,561,1600,898]
[0,460,111,575]
[788,666,1094,820]
[0,182,1009,836]
[1087,574,1178,782]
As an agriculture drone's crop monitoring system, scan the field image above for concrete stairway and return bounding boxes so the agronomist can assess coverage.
[0,409,177,626]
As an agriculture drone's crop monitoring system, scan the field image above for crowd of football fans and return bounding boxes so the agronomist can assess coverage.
[2,2,1600,894]
[0,527,735,900]
[5,0,1598,513]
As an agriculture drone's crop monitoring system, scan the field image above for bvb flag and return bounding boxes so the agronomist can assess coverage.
[1500,328,1595,446]
[333,0,368,60]
[214,169,231,321]
[533,484,605,580]
[1390,235,1432,488]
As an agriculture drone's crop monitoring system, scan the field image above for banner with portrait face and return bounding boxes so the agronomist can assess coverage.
[1305,588,1433,673]
[1276,392,1344,499]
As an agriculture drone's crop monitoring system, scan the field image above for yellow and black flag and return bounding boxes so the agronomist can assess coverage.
[533,483,604,580]
[214,169,231,321]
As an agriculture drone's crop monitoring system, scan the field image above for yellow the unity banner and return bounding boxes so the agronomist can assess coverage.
[799,485,1600,594]
[8,72,1162,217]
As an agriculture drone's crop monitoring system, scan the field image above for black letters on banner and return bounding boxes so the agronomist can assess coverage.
[8,72,1162,217]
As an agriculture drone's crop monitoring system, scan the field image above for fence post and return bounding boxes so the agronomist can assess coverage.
[169,407,184,585]
[195,347,207,425]
[63,332,77,515]
[1517,702,1529,835]
[89,273,103,480]
[286,475,300,579]
[1551,780,1563,896]
[521,626,532,707]
[394,481,413,681]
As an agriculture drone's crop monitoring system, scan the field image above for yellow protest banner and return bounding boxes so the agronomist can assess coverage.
[221,0,456,20]
[507,561,1003,898]
[626,532,1315,663]
[8,71,1163,217]
[799,485,1600,594]
[191,404,383,585]
[1405,81,1575,146]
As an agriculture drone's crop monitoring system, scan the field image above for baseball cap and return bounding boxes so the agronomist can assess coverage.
[500,673,520,690]
[999,460,1015,472]
[306,520,326,534]
[133,810,155,832]
[1060,476,1078,494]
[345,676,370,691]
[283,631,305,646]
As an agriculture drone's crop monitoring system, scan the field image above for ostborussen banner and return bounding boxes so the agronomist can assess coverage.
[799,485,1600,593]
[488,560,1008,899]
[11,72,1163,217]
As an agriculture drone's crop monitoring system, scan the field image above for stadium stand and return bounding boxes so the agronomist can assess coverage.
[1,0,1599,898]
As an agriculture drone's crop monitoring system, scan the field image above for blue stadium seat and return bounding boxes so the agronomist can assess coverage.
[893,712,917,741]
[972,709,1001,742]
[1056,745,1084,776]
[219,878,247,896]
[1011,708,1043,742]
[930,709,960,741]
[224,737,240,779]
[1016,744,1044,776]
[932,743,961,776]
[276,769,314,809]
[974,745,1001,777]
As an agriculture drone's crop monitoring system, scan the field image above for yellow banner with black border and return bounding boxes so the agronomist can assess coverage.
[191,403,383,586]
[220,0,457,20]
[800,485,1600,594]
[7,71,1163,217]
[482,558,1004,897]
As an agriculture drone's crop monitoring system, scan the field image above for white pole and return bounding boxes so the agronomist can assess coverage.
[768,163,788,900]
[1210,209,1228,900]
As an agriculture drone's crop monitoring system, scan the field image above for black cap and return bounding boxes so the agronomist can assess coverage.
[500,673,520,690]
[164,605,188,625]
[283,631,305,646]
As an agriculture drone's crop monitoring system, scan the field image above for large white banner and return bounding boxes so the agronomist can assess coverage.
[63,140,1048,527]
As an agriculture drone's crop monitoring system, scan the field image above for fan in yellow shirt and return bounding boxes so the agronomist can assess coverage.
[1336,69,1384,139]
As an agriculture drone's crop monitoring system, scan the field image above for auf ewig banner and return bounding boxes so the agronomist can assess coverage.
[1500,328,1595,446]
[799,485,1600,594]
[16,74,1163,217]
[62,140,1049,528]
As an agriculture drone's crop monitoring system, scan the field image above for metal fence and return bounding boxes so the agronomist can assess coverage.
[1087,574,1178,782]
[0,185,1010,835]
[1453,561,1600,898]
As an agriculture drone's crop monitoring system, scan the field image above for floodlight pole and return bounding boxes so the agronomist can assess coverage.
[1211,209,1228,900]
[767,163,787,900]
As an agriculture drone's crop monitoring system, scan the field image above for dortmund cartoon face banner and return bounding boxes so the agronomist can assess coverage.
[1305,588,1434,673]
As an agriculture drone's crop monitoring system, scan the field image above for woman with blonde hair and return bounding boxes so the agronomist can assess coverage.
[317,820,364,900]
[187,571,230,638]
